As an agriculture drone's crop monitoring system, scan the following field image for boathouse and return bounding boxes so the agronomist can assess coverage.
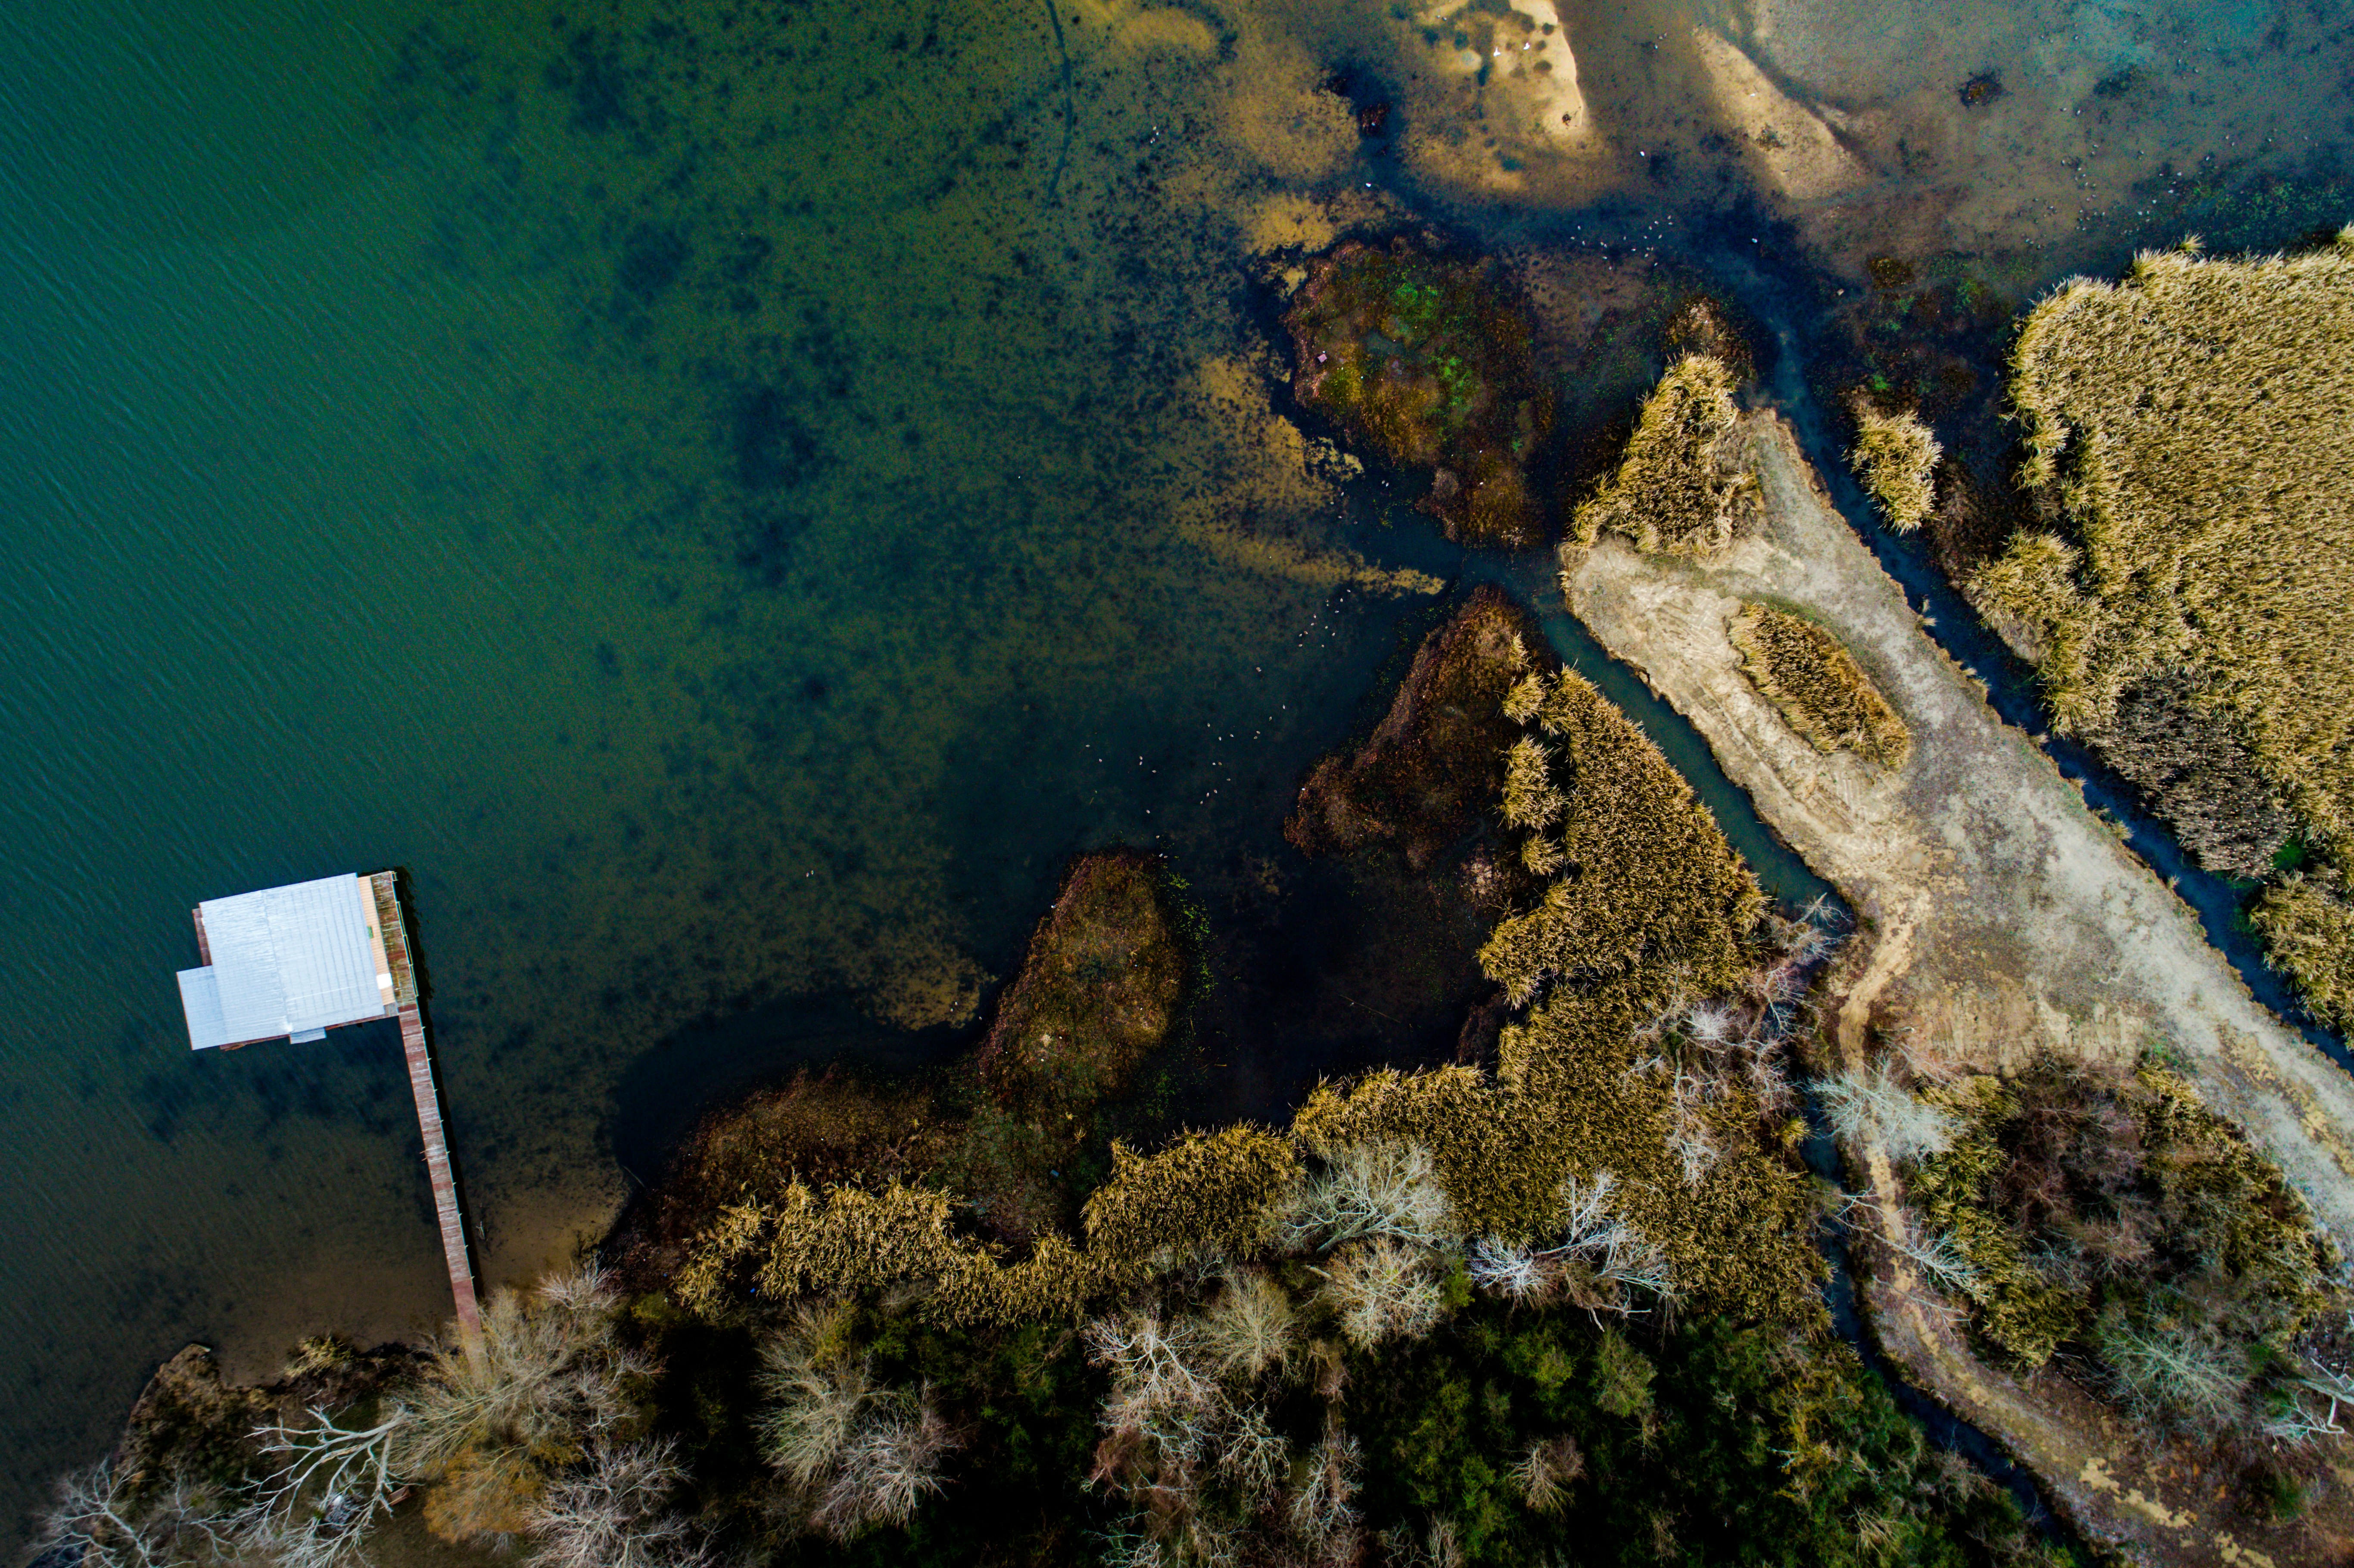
[177,873,396,1050]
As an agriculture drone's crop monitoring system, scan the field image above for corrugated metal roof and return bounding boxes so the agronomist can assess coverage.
[181,874,386,1050]
[177,966,229,1051]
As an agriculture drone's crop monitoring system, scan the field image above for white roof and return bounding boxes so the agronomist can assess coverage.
[178,874,387,1050]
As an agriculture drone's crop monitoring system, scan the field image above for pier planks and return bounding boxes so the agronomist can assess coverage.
[369,872,483,1335]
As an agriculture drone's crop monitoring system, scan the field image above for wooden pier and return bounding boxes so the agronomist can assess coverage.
[368,871,483,1336]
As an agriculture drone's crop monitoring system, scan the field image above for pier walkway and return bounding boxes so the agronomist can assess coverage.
[368,871,483,1335]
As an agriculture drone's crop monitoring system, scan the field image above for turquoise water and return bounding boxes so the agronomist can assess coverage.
[5,0,2352,1535]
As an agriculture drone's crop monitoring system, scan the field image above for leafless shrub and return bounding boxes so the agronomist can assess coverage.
[1287,1425,1362,1559]
[2094,1314,2252,1436]
[1382,1516,1465,1568]
[399,1263,648,1488]
[526,1441,709,1568]
[754,1306,875,1487]
[810,1392,958,1541]
[1195,1269,1297,1384]
[1277,1140,1456,1253]
[1323,1238,1445,1351]
[1084,1309,1286,1565]
[1818,1061,1955,1164]
[756,1304,956,1540]
[1510,1436,1583,1514]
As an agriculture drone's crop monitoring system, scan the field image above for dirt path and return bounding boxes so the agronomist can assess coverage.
[1562,413,2354,1565]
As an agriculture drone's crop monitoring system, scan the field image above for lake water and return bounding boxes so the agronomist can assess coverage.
[3,0,2350,1533]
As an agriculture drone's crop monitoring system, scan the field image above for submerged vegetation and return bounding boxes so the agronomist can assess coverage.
[1285,243,1554,549]
[1569,355,1758,558]
[1972,235,2354,1023]
[1285,586,1538,868]
[1848,403,1942,535]
[1727,602,1912,767]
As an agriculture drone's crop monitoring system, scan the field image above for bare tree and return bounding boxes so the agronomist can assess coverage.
[1278,1141,1456,1254]
[526,1440,707,1568]
[26,1462,257,1568]
[1818,1061,1956,1164]
[1510,1436,1583,1515]
[1194,1268,1296,1384]
[1467,1173,1674,1317]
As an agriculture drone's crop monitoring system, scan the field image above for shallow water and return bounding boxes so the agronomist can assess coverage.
[3,0,2351,1537]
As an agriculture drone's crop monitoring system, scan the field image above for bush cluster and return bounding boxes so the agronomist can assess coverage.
[1903,1058,2341,1437]
[1727,601,1912,767]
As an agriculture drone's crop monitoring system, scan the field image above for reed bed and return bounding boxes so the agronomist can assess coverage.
[1726,603,1912,767]
[1570,354,1758,557]
[1847,403,1940,534]
[1973,235,2354,1021]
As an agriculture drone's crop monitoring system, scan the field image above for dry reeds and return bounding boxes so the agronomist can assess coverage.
[1847,403,1940,534]
[1727,603,1911,767]
[1571,355,1759,557]
[1973,234,2354,1022]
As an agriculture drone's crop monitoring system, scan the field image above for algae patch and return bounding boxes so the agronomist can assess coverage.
[1286,242,1554,549]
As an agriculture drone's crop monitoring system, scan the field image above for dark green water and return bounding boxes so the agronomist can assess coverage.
[5,0,2351,1534]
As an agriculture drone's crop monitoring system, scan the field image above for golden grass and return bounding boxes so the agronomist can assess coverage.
[1847,403,1940,535]
[1972,233,2354,1024]
[1570,355,1758,557]
[1726,603,1911,767]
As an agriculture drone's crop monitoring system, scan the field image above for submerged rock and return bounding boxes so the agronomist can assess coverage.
[1286,243,1554,549]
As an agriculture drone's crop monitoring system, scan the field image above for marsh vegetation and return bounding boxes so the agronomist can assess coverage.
[1568,355,1758,558]
[1847,403,1941,536]
[1726,603,1912,768]
[1973,235,2354,1024]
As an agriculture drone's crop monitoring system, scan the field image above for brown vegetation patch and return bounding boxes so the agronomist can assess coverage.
[1727,602,1912,768]
[1285,241,1554,549]
[969,850,1188,1116]
[1972,236,2354,1023]
[1285,585,1544,867]
[1569,355,1759,557]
